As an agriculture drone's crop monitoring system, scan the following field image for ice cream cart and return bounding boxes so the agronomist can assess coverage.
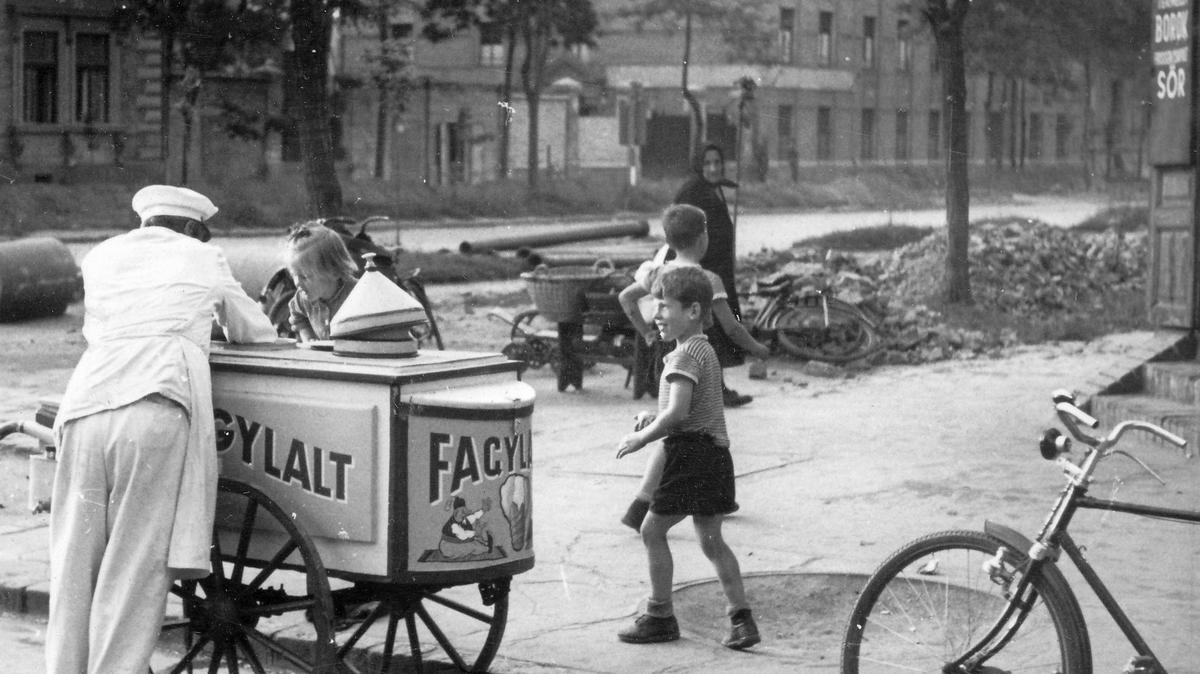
[164,342,535,673]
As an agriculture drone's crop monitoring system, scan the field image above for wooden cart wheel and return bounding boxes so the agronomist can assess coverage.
[336,577,511,673]
[159,478,339,673]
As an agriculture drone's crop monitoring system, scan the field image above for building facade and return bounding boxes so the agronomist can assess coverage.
[1,0,169,182]
[0,1,1149,189]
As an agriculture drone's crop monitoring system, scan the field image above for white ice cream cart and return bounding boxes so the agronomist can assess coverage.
[166,343,535,673]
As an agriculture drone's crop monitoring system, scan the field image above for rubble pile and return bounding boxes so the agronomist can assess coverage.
[741,218,1147,366]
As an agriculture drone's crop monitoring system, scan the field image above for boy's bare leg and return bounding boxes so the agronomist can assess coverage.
[692,515,749,615]
[641,512,687,609]
[621,446,667,531]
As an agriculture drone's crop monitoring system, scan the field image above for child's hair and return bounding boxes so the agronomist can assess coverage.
[285,222,359,280]
[661,204,707,250]
[652,265,713,318]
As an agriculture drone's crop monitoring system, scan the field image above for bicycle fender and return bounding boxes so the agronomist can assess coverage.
[984,521,1042,559]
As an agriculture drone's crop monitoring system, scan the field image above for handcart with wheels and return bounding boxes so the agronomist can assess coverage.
[24,343,536,673]
[517,261,658,398]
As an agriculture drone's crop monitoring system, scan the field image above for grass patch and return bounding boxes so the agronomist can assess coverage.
[792,224,936,252]
[1,164,1142,237]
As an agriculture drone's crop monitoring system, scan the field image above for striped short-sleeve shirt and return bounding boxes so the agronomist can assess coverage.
[658,334,729,447]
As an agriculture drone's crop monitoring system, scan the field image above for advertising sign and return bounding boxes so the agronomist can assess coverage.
[404,386,535,575]
[215,391,378,543]
[1151,0,1194,165]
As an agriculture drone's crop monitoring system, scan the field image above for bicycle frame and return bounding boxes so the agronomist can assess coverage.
[949,418,1199,672]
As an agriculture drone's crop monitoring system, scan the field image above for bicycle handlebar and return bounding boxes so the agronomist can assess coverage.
[1051,390,1187,454]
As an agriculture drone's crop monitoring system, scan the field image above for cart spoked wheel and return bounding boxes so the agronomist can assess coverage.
[159,478,339,673]
[335,577,511,673]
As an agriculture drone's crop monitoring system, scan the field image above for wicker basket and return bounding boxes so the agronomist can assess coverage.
[521,259,615,322]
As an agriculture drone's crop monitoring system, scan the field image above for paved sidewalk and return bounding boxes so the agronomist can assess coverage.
[3,332,1199,672]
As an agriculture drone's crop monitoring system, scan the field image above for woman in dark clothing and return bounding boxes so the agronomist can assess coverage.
[672,143,753,407]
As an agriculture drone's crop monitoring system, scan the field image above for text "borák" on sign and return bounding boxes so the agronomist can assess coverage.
[1155,0,1190,100]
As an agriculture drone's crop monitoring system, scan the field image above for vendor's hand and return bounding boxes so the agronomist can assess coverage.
[616,433,645,459]
[633,411,655,432]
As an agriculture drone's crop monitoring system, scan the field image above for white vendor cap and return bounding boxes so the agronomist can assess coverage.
[131,184,219,222]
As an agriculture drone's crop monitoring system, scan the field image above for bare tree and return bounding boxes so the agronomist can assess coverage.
[289,0,344,216]
[422,0,597,189]
[924,0,972,304]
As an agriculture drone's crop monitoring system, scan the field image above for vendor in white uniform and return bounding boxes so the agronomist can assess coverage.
[47,185,278,673]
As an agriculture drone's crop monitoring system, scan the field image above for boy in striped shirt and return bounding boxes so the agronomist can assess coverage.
[615,265,760,650]
[617,204,770,533]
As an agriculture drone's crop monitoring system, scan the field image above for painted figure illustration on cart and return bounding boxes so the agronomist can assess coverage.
[420,471,531,563]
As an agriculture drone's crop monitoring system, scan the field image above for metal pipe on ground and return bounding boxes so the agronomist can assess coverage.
[517,250,654,270]
[459,220,650,254]
[0,237,81,321]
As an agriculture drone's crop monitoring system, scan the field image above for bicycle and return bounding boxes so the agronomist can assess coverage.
[744,270,883,364]
[259,215,444,349]
[841,389,1194,673]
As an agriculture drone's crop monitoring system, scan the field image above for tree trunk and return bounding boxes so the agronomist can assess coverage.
[520,13,551,190]
[1018,79,1027,170]
[181,104,193,184]
[927,0,971,305]
[497,22,517,180]
[1081,59,1094,190]
[984,71,996,169]
[526,90,541,189]
[160,25,174,182]
[1106,77,1124,179]
[373,5,388,179]
[1007,76,1017,170]
[681,8,703,161]
[289,0,343,217]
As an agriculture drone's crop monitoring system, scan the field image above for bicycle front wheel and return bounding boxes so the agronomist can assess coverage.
[842,530,1090,673]
[775,297,881,363]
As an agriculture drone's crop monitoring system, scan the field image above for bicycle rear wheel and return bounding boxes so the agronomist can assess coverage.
[842,530,1090,673]
[775,297,881,363]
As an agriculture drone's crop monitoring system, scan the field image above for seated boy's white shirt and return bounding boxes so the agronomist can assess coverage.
[634,260,658,324]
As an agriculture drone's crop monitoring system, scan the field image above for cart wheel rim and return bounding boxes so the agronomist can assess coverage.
[334,578,512,673]
[161,478,339,673]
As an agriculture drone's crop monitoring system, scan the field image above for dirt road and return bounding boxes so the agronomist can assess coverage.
[2,277,1197,670]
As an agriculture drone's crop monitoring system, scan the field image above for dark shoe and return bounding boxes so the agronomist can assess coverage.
[723,387,753,407]
[723,611,761,650]
[618,613,680,644]
[621,498,650,532]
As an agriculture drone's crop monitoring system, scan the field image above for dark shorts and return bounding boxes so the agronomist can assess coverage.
[651,432,738,516]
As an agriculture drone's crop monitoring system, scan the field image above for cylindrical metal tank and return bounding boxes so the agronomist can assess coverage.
[0,237,81,321]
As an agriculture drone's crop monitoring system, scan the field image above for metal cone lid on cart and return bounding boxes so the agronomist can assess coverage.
[329,258,428,357]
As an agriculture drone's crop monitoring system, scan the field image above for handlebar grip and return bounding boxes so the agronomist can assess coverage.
[1055,401,1099,429]
[1051,389,1077,406]
[1155,426,1188,449]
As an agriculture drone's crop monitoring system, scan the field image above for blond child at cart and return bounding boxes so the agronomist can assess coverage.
[615,265,760,649]
[284,222,360,342]
[616,204,770,532]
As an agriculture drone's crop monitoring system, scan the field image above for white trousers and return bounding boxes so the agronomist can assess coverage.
[47,397,189,674]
